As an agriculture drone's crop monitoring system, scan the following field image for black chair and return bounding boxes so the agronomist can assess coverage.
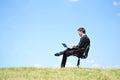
[73,45,90,68]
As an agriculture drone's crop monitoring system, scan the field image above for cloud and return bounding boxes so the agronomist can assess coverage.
[113,65,120,68]
[88,59,95,64]
[87,59,101,68]
[66,62,74,67]
[58,56,62,60]
[69,0,79,2]
[117,13,120,16]
[33,64,41,68]
[113,1,120,17]
[106,65,120,68]
[113,1,120,6]
[91,64,100,68]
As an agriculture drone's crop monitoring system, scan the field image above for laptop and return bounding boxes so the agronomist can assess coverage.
[62,43,68,48]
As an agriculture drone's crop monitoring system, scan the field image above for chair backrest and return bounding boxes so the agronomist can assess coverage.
[81,44,90,59]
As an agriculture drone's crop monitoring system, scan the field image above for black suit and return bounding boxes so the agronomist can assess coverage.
[61,35,90,67]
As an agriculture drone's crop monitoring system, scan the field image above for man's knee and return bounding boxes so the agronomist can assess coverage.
[65,51,74,57]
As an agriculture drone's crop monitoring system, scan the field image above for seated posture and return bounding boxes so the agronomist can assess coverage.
[54,27,90,68]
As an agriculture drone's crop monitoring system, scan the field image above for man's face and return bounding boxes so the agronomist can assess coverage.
[78,31,83,37]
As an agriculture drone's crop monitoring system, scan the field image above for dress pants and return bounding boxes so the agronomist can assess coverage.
[61,49,77,68]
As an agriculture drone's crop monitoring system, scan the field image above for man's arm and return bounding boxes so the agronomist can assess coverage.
[73,37,87,49]
[68,36,89,49]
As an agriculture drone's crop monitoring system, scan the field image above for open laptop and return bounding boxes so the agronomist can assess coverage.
[62,43,68,48]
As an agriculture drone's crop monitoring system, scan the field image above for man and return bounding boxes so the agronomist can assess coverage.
[54,27,90,68]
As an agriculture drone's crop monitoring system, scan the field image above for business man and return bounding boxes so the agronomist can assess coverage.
[54,27,90,68]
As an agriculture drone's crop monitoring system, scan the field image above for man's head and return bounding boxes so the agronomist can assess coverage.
[77,27,86,37]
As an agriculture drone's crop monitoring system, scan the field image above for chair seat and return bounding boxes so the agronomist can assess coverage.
[73,53,87,59]
[73,44,90,68]
[73,44,90,58]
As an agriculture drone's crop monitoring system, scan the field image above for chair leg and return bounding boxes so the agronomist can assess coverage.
[77,58,80,68]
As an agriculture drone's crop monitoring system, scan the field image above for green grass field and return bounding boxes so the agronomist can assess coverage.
[0,67,120,80]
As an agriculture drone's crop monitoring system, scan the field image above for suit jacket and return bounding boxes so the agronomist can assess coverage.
[74,35,90,53]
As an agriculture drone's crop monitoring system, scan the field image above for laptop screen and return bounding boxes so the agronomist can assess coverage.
[62,43,68,48]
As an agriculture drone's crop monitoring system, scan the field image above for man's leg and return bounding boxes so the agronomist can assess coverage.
[61,54,67,68]
[54,50,67,56]
[61,50,75,68]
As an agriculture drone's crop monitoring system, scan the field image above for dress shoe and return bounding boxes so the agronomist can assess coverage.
[54,53,62,56]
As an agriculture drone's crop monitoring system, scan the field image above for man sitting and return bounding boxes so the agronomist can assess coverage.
[54,27,90,68]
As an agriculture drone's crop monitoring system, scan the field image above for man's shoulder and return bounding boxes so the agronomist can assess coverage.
[83,35,89,39]
[82,35,90,41]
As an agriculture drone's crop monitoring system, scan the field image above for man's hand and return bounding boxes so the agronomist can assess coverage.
[69,45,75,49]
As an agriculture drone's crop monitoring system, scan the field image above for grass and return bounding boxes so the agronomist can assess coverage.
[0,67,120,80]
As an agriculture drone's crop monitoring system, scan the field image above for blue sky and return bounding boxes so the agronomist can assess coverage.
[0,0,120,68]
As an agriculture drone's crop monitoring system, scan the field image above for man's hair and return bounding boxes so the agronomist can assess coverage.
[77,27,86,33]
